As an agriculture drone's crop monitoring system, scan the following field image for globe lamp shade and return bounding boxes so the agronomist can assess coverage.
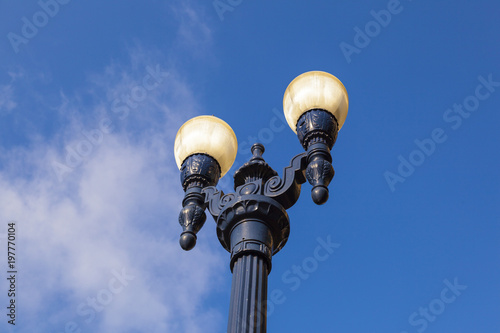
[174,115,238,177]
[283,71,348,133]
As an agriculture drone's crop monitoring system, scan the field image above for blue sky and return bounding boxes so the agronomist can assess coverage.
[0,0,499,332]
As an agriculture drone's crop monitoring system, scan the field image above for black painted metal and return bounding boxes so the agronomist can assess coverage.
[204,186,290,258]
[178,154,220,250]
[178,186,206,251]
[228,253,268,333]
[262,153,307,209]
[296,109,339,205]
[234,144,277,189]
[296,108,338,150]
[180,153,221,191]
[176,109,340,331]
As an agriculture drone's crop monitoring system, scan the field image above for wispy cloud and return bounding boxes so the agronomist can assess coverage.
[1,130,225,332]
[0,3,226,333]
[0,84,16,115]
[170,1,214,52]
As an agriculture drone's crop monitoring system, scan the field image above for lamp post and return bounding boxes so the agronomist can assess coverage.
[173,71,348,333]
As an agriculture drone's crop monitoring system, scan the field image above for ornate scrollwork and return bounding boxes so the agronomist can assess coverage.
[263,153,307,209]
[202,186,238,218]
[177,125,337,252]
[200,147,291,260]
[237,181,261,196]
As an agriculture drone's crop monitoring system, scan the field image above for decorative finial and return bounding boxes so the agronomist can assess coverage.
[250,143,265,161]
[233,143,277,188]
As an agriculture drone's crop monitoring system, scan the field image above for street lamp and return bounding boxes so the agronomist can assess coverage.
[174,71,348,332]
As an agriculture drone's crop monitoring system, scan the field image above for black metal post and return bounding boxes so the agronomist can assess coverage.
[176,110,339,332]
[228,251,269,332]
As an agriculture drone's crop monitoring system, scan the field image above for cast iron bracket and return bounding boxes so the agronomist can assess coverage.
[177,109,339,252]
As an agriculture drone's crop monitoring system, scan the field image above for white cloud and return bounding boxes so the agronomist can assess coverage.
[174,3,213,48]
[1,131,226,332]
[0,6,227,333]
[0,84,16,115]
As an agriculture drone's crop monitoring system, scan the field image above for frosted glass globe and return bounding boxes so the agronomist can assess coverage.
[174,116,238,177]
[283,71,348,133]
